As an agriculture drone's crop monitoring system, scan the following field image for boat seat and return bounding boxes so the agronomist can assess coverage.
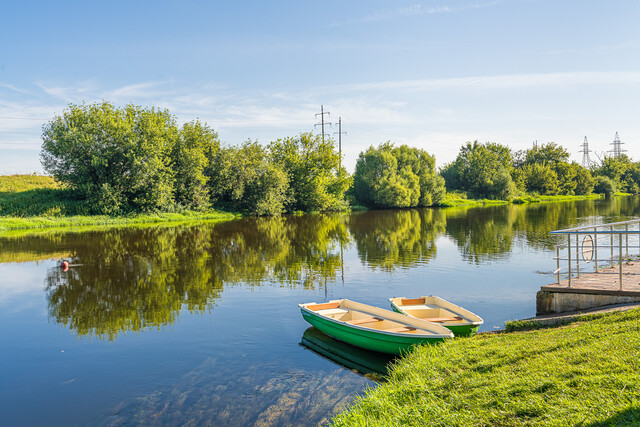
[346,317,383,325]
[387,326,416,333]
[423,316,464,323]
[319,308,349,316]
[306,302,341,311]
[400,298,426,305]
[400,304,441,310]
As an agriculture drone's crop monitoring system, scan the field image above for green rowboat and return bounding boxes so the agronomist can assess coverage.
[389,296,483,337]
[299,299,453,355]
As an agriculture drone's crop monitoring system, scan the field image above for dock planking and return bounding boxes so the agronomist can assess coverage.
[542,260,640,297]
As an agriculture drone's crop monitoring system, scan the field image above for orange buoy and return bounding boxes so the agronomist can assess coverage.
[61,261,69,271]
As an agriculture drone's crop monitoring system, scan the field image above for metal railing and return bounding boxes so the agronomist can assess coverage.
[550,219,640,289]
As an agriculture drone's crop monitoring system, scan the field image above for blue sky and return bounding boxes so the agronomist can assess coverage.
[1,0,639,174]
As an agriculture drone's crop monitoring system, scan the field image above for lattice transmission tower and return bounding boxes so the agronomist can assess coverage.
[579,136,592,168]
[609,131,626,158]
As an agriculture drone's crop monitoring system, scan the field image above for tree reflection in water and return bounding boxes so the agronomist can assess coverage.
[0,196,636,340]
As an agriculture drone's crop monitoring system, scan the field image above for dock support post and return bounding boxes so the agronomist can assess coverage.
[620,234,623,290]
[611,225,614,268]
[556,235,560,285]
[594,227,598,272]
[626,224,629,259]
[576,232,580,277]
[568,234,572,287]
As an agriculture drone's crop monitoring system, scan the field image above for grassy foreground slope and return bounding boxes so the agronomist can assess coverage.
[332,309,640,426]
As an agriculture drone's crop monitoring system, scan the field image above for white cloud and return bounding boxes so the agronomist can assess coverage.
[343,71,640,92]
[329,1,503,27]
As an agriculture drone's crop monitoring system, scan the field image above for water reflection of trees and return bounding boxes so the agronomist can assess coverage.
[444,197,640,262]
[348,209,444,271]
[43,215,350,340]
[3,196,638,339]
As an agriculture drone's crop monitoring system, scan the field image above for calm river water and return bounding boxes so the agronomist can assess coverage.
[1,198,638,426]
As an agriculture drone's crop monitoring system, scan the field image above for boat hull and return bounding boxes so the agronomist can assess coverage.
[301,309,447,355]
[390,297,483,337]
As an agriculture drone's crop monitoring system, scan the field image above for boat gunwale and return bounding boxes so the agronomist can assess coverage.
[389,296,483,326]
[299,299,454,339]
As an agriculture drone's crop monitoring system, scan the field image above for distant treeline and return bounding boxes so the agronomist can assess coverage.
[39,102,637,216]
[440,141,637,199]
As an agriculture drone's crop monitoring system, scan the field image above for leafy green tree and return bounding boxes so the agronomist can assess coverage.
[524,142,569,166]
[573,164,595,195]
[172,120,220,209]
[594,176,616,196]
[515,143,594,196]
[353,143,445,208]
[522,163,559,195]
[41,102,179,214]
[208,141,289,215]
[442,141,515,199]
[269,133,350,212]
[592,155,640,194]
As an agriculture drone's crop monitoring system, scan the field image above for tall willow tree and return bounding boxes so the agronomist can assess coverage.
[352,142,445,208]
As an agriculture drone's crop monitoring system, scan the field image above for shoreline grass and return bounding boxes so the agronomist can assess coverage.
[438,192,604,208]
[332,308,640,426]
[0,175,240,234]
[0,210,239,233]
[0,174,628,233]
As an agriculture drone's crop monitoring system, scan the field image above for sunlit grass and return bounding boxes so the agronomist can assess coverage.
[332,309,640,426]
[0,174,238,232]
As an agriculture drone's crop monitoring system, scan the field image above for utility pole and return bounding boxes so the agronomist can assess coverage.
[579,136,592,168]
[333,116,347,174]
[609,131,626,158]
[314,105,331,144]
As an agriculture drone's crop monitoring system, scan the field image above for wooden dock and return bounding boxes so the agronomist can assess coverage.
[542,261,640,296]
[538,262,640,314]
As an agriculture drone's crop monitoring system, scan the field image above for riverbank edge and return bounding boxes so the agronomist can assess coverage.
[0,211,240,234]
[331,305,640,426]
[0,192,619,235]
[436,193,605,208]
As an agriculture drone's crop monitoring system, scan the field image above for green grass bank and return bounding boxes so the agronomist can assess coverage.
[332,309,640,426]
[438,191,604,208]
[0,175,238,232]
[0,174,617,232]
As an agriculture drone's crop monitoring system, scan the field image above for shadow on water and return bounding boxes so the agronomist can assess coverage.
[300,327,396,380]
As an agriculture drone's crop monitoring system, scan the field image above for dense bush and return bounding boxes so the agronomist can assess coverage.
[353,142,445,208]
[512,143,594,196]
[41,102,219,214]
[594,176,616,196]
[208,141,289,216]
[269,133,350,212]
[593,155,640,194]
[441,141,516,199]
